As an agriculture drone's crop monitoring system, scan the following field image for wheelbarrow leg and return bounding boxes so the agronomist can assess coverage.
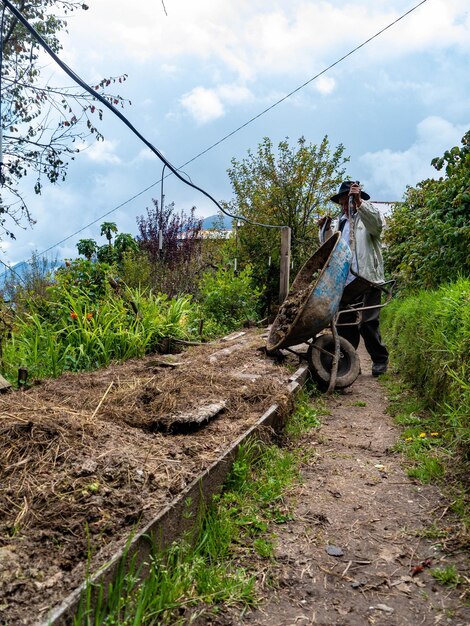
[327,319,340,394]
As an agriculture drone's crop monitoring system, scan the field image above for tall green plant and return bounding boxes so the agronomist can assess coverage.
[2,286,194,382]
[382,277,470,460]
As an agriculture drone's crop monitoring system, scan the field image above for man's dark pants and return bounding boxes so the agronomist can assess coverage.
[337,286,389,366]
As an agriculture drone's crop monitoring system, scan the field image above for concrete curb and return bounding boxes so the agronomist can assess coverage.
[39,363,309,626]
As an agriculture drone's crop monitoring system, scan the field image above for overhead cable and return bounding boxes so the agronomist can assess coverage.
[0,0,281,230]
[1,0,430,264]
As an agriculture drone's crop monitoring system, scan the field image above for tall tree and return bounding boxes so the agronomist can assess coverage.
[224,135,348,307]
[76,238,98,261]
[0,1,129,240]
[100,221,118,248]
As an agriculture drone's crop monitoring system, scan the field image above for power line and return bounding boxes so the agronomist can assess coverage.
[39,0,430,258]
[2,0,429,266]
[1,0,282,233]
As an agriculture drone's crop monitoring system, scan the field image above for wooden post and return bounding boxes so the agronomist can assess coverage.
[279,226,291,304]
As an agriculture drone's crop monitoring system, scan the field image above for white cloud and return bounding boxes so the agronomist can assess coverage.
[360,116,469,200]
[180,87,225,124]
[179,83,253,124]
[217,84,253,105]
[68,1,470,80]
[314,76,336,95]
[79,140,122,164]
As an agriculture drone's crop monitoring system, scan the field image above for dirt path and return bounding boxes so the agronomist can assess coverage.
[239,345,470,626]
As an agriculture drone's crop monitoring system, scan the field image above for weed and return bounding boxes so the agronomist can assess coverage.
[431,565,461,587]
[253,538,274,558]
[351,400,367,407]
[415,523,449,540]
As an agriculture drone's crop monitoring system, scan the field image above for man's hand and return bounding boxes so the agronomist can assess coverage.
[318,215,332,229]
[349,183,362,207]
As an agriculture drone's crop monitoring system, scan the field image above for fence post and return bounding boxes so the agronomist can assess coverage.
[279,226,291,304]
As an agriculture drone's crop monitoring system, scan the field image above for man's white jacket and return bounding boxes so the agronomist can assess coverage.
[321,200,385,285]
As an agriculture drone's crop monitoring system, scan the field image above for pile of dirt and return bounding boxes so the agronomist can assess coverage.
[0,329,294,626]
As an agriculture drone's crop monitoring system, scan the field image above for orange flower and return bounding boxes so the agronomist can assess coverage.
[86,312,93,320]
[70,311,78,320]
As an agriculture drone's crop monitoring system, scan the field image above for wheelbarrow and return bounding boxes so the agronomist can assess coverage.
[266,232,393,391]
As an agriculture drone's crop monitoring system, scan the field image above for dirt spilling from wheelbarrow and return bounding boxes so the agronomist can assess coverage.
[0,329,295,626]
[267,269,323,350]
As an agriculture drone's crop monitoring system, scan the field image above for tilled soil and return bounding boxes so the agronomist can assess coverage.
[0,329,294,626]
[217,345,470,626]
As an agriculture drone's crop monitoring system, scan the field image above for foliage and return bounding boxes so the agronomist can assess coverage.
[136,200,202,265]
[76,225,138,266]
[76,239,98,261]
[114,233,139,261]
[2,283,194,381]
[381,277,470,475]
[224,136,348,309]
[384,130,470,291]
[198,265,262,333]
[0,1,130,240]
[431,565,462,588]
[135,200,211,297]
[53,258,113,303]
[100,221,118,244]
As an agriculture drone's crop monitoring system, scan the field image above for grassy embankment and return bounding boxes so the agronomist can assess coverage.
[73,391,324,626]
[381,277,469,521]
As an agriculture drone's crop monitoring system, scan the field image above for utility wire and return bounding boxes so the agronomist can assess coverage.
[0,0,281,231]
[1,0,430,266]
[30,0,431,261]
[175,0,430,171]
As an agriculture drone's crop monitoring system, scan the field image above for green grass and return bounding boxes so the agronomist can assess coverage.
[382,279,470,468]
[431,565,462,588]
[73,391,326,625]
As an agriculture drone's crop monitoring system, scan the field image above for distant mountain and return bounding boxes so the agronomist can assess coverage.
[201,214,233,230]
[0,259,63,290]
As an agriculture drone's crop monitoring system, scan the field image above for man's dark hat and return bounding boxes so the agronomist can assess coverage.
[330,180,370,204]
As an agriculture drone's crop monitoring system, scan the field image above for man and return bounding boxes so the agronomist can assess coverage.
[319,181,389,377]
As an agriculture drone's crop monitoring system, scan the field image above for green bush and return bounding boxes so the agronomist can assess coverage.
[384,130,470,292]
[382,277,470,461]
[198,265,262,333]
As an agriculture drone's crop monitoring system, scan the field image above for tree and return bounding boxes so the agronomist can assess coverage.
[135,200,203,296]
[114,233,138,260]
[76,238,98,261]
[100,222,118,248]
[137,200,202,265]
[384,129,470,291]
[224,135,348,308]
[0,1,130,240]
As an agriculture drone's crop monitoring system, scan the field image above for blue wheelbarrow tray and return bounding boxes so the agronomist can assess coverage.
[266,232,352,352]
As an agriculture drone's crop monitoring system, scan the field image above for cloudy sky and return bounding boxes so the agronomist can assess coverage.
[1,0,469,268]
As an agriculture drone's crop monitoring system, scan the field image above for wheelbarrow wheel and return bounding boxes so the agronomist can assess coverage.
[307,334,360,390]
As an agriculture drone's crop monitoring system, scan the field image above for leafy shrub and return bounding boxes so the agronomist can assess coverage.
[384,130,470,291]
[382,277,470,463]
[198,265,262,333]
